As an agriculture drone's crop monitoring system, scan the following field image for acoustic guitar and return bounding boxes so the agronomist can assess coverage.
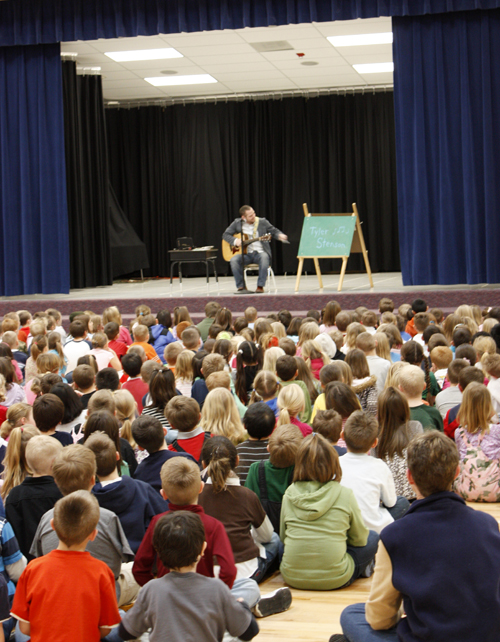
[222,233,271,262]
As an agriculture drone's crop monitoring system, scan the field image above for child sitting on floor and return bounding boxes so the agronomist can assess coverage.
[277,384,312,437]
[398,366,443,432]
[236,403,275,484]
[280,433,379,590]
[245,423,303,532]
[166,396,209,463]
[199,436,281,585]
[132,415,196,493]
[339,411,410,533]
[13,491,120,642]
[312,410,346,455]
[338,431,500,642]
[116,512,259,642]
[30,444,136,607]
[5,435,63,560]
[86,432,168,552]
[32,394,73,447]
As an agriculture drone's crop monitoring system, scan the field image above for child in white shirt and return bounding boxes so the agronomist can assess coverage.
[339,411,409,533]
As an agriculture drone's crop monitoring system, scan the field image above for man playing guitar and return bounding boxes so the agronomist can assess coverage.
[222,205,288,293]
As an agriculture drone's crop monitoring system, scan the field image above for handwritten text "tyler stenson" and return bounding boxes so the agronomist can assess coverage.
[309,226,347,250]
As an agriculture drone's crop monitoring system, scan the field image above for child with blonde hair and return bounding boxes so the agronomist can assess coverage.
[296,322,320,357]
[1,425,40,500]
[455,382,500,501]
[484,353,500,415]
[342,322,365,355]
[277,384,312,437]
[398,366,443,432]
[47,331,67,377]
[301,340,329,380]
[5,435,62,558]
[199,388,246,444]
[262,347,285,374]
[89,333,121,371]
[24,335,48,384]
[102,305,132,346]
[0,403,32,441]
[26,353,61,405]
[174,350,194,397]
[114,389,144,464]
[249,370,281,417]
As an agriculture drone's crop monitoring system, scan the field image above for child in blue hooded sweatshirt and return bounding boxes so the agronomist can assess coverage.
[85,432,168,553]
[150,310,175,363]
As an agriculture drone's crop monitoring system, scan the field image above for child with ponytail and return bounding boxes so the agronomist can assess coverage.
[249,370,281,417]
[199,436,281,583]
[1,424,40,500]
[235,341,263,405]
[114,389,145,464]
[277,384,312,437]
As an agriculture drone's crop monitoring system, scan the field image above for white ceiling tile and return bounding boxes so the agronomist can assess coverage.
[64,19,393,102]
[222,78,299,92]
[213,70,288,82]
[201,61,279,73]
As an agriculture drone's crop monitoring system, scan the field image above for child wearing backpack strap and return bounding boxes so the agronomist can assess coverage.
[454,382,500,502]
[166,396,210,464]
[245,424,303,533]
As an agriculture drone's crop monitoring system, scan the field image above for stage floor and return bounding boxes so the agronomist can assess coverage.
[1,272,499,320]
[2,271,498,302]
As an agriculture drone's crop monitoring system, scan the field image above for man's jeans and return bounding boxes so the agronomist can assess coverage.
[230,250,270,289]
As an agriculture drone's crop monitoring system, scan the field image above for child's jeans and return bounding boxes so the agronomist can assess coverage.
[343,529,380,587]
[250,532,282,584]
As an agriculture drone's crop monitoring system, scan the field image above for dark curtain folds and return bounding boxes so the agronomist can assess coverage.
[2,0,500,46]
[62,61,112,289]
[0,43,69,295]
[393,8,500,285]
[106,92,399,278]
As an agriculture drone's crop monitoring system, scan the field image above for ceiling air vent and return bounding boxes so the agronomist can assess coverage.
[250,41,294,53]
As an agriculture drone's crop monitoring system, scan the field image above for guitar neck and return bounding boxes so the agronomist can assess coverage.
[242,237,263,248]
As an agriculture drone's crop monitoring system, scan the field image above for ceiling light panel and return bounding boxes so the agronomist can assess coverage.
[145,74,218,86]
[105,48,183,62]
[328,32,393,47]
[353,62,394,74]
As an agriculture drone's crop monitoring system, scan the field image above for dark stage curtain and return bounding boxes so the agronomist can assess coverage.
[393,8,500,285]
[106,92,399,278]
[62,61,113,289]
[2,0,500,46]
[0,43,70,295]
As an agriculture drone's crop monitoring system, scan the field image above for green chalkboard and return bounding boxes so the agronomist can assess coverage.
[297,216,356,257]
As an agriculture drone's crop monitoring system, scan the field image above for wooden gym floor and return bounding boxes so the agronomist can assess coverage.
[256,503,500,642]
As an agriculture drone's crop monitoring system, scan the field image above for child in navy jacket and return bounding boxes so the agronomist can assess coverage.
[337,431,500,642]
[131,416,196,493]
[85,432,168,553]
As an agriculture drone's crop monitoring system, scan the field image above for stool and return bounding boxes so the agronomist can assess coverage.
[243,264,277,293]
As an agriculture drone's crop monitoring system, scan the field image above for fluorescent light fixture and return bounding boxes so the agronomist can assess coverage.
[145,74,217,87]
[353,62,394,74]
[105,48,183,62]
[328,32,393,47]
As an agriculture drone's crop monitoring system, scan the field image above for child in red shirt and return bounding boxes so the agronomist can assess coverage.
[11,490,120,642]
[104,322,128,362]
[166,396,209,463]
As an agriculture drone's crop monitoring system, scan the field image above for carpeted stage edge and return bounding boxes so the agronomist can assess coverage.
[3,289,499,322]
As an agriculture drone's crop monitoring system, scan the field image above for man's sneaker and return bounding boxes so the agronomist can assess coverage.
[329,635,348,642]
[252,587,292,618]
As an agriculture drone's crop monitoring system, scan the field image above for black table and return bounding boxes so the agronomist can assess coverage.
[168,248,219,294]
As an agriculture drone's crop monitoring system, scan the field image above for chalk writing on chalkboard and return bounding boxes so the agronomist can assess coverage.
[297,216,356,257]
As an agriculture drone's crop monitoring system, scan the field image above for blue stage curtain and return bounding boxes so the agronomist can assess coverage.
[2,0,500,46]
[393,8,500,285]
[0,43,70,295]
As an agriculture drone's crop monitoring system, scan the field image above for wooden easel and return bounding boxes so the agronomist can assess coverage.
[295,202,374,292]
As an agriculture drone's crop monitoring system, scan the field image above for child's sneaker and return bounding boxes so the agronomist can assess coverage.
[329,635,348,642]
[252,587,292,618]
